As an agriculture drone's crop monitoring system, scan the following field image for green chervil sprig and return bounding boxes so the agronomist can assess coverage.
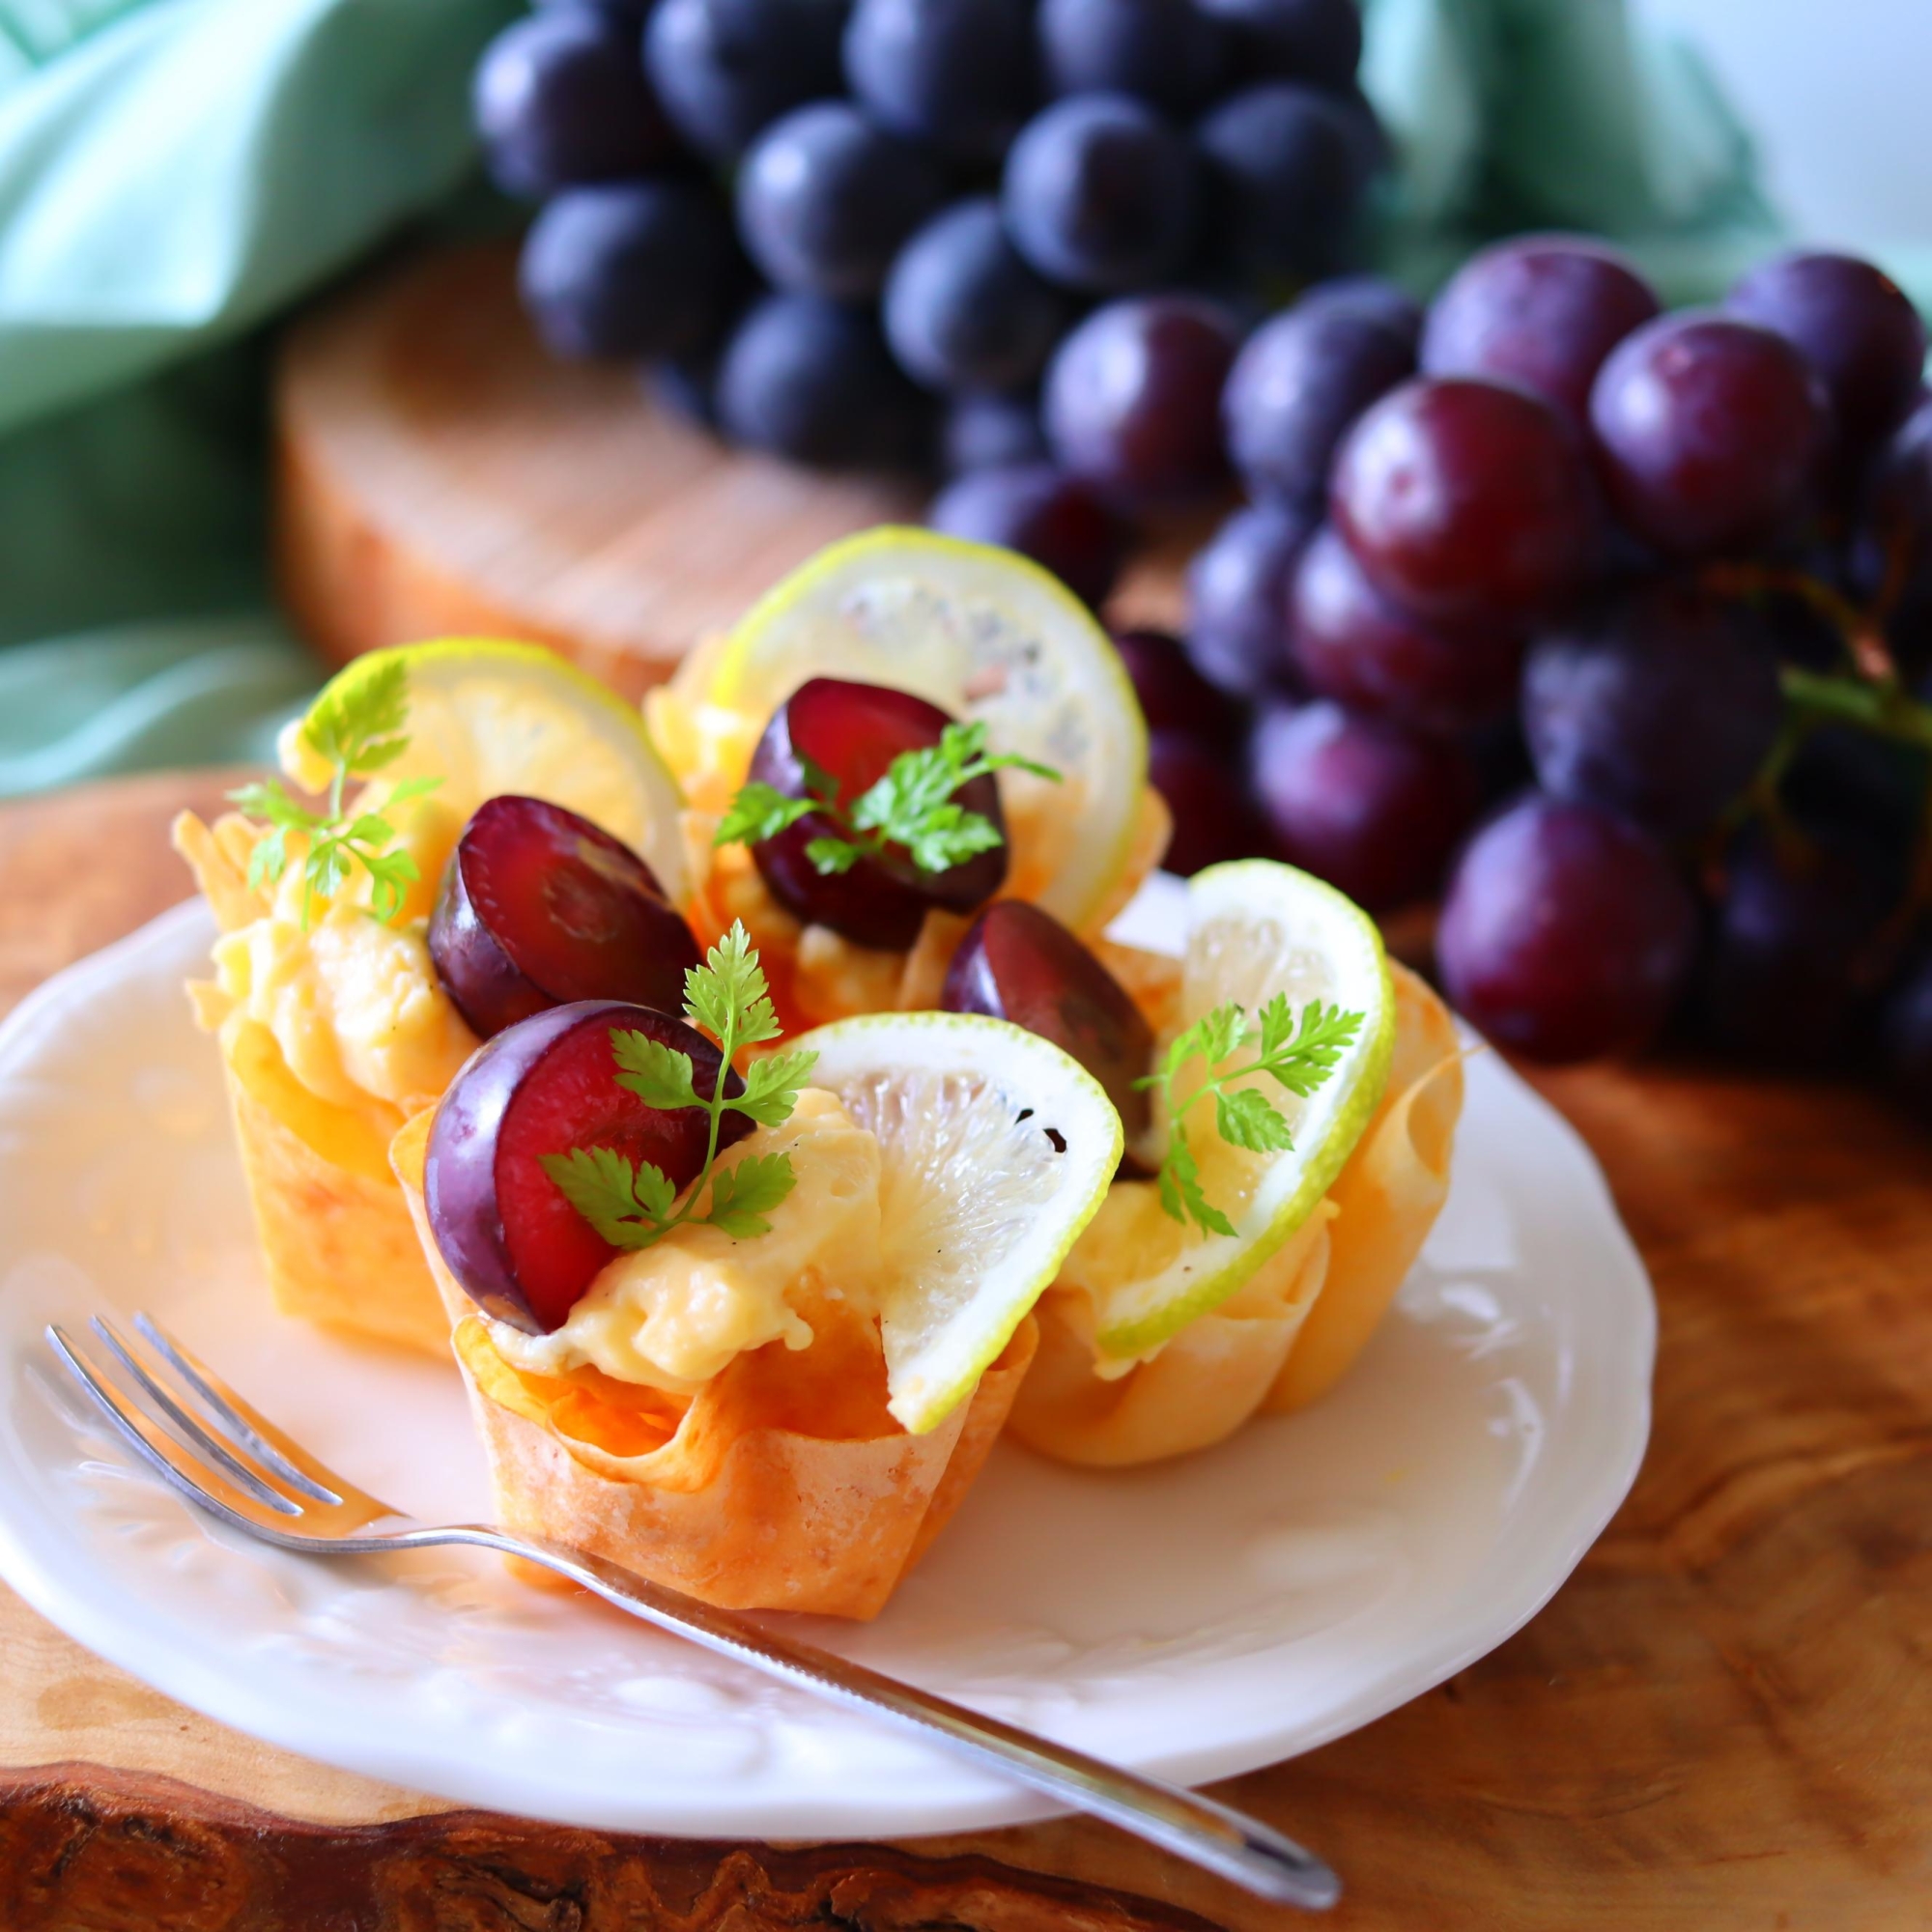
[1136,996,1365,1237]
[713,719,1060,878]
[539,923,818,1251]
[228,659,440,928]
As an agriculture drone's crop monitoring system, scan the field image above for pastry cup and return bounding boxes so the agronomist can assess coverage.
[391,1113,1037,1619]
[176,811,451,1356]
[1008,964,1463,1466]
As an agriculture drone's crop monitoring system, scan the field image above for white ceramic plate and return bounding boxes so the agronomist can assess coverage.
[0,896,1653,1838]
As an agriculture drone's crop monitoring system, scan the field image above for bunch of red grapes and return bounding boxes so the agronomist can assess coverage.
[473,0,1381,469]
[978,240,1932,1112]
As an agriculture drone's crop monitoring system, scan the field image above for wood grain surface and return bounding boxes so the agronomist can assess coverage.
[1,769,1929,1929]
[272,243,1191,700]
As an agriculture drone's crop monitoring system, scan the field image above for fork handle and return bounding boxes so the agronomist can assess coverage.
[435,1525,1340,1910]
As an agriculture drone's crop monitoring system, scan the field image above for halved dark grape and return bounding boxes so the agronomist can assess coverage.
[1112,627,1243,745]
[1148,730,1272,874]
[426,1001,753,1333]
[1330,376,1598,625]
[1044,295,1238,507]
[1420,236,1660,430]
[942,900,1153,1133]
[1249,700,1479,911]
[429,796,702,1040]
[747,678,1008,948]
[1436,793,1696,1062]
[1588,312,1828,557]
[1287,523,1521,732]
[1520,581,1784,838]
[926,462,1129,608]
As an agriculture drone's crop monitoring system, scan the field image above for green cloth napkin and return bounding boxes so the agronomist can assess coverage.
[0,0,1842,798]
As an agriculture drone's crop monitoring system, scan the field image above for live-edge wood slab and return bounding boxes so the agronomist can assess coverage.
[4,774,1931,1930]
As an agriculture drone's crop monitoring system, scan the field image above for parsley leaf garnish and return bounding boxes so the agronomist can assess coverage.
[713,720,1060,879]
[228,659,441,928]
[1136,995,1364,1236]
[538,923,818,1254]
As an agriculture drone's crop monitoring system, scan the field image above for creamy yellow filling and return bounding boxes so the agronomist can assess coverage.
[486,1091,885,1393]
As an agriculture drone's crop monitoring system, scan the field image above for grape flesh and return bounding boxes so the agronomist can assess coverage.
[736,101,946,303]
[1436,794,1696,1062]
[1112,627,1242,745]
[1288,523,1521,731]
[1588,312,1829,557]
[717,295,931,469]
[1183,500,1313,697]
[1222,293,1415,511]
[1330,376,1598,624]
[1147,730,1272,874]
[1037,0,1227,113]
[520,183,742,362]
[1725,250,1928,458]
[884,198,1070,395]
[474,9,675,198]
[1195,82,1370,283]
[1193,0,1363,91]
[1043,295,1237,506]
[1249,699,1480,910]
[942,899,1154,1132]
[925,462,1128,609]
[644,0,847,162]
[429,796,702,1038]
[940,389,1048,474]
[844,0,1037,160]
[426,1002,752,1332]
[746,677,1008,947]
[1420,235,1660,431]
[1002,95,1198,296]
[1520,581,1785,838]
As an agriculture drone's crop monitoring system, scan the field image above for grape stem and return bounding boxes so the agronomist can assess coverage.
[1702,561,1896,682]
[1779,667,1932,750]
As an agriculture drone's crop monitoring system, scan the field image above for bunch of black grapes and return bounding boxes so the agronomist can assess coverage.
[474,0,1382,474]
[1114,237,1932,1115]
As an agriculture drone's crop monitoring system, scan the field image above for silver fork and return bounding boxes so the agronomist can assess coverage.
[46,1312,1341,1911]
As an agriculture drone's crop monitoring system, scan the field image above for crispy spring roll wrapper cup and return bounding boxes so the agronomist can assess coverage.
[175,811,450,1356]
[391,1112,1037,1620]
[1008,963,1463,1467]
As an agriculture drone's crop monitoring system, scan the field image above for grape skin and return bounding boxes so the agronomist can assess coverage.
[1437,794,1697,1062]
[1223,294,1415,511]
[1288,524,1521,731]
[1193,0,1363,92]
[717,295,932,469]
[925,462,1128,609]
[1043,295,1237,506]
[940,390,1048,473]
[1037,0,1227,114]
[1588,311,1829,558]
[884,198,1071,394]
[520,183,741,362]
[1183,501,1313,697]
[644,0,847,162]
[1520,581,1785,838]
[1330,376,1598,625]
[1250,699,1481,911]
[474,10,674,198]
[844,0,1037,160]
[1002,95,1198,296]
[1421,235,1660,430]
[736,101,947,303]
[1112,627,1243,745]
[1148,730,1273,874]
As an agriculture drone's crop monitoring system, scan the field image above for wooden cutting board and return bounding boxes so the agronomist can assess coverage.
[1,769,1930,1930]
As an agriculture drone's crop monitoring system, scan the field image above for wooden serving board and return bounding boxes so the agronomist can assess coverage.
[1,769,1930,1929]
[273,243,1191,698]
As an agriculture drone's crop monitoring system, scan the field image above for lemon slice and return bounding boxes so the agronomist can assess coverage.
[664,527,1147,930]
[797,1009,1122,1433]
[290,639,688,900]
[1080,860,1396,1360]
